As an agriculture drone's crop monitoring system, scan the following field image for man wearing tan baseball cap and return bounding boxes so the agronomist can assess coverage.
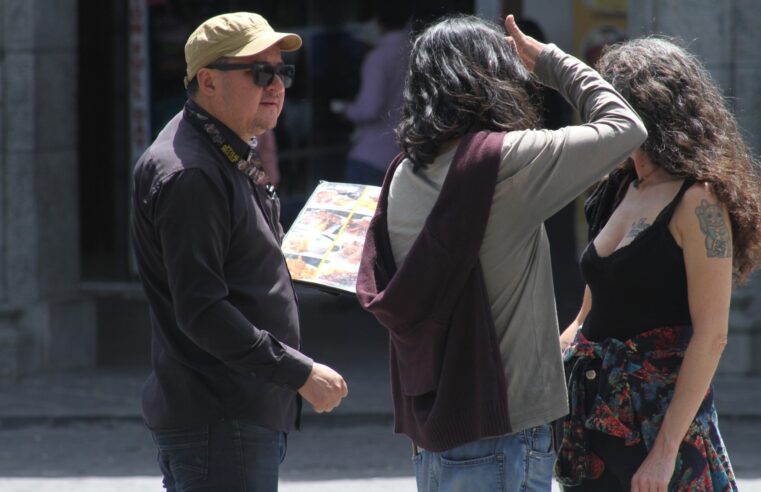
[184,12,301,88]
[132,12,348,491]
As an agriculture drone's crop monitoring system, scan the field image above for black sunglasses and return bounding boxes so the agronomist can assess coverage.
[206,62,295,89]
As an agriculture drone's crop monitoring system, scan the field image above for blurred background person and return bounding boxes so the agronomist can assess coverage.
[257,129,281,187]
[331,2,412,185]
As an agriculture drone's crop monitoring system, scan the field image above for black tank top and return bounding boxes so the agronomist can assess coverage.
[580,180,694,342]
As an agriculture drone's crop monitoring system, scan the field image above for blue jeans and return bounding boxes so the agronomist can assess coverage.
[413,424,556,492]
[152,419,286,491]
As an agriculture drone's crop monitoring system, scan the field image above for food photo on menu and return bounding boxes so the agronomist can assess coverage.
[294,208,348,237]
[314,260,358,291]
[281,181,380,294]
[329,234,365,265]
[343,214,371,237]
[354,186,380,215]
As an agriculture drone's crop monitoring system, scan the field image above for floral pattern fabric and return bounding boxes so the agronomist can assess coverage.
[555,326,737,491]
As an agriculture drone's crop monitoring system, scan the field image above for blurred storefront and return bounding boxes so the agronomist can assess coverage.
[80,0,474,283]
[1,0,759,377]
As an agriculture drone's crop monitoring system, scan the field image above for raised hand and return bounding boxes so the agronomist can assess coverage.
[504,14,546,73]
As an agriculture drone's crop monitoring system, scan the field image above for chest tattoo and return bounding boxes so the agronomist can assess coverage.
[626,217,651,240]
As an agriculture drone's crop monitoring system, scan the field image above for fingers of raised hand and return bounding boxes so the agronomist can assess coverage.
[504,14,523,43]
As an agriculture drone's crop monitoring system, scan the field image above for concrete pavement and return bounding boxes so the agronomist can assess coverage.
[0,419,759,491]
[0,288,395,425]
[1,287,760,489]
[1,418,759,491]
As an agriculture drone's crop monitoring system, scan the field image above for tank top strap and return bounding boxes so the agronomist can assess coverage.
[654,179,695,225]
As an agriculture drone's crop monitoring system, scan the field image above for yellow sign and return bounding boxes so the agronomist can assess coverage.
[574,0,628,65]
[572,0,629,253]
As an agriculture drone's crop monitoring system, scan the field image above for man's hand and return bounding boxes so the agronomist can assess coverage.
[504,14,546,73]
[298,362,348,413]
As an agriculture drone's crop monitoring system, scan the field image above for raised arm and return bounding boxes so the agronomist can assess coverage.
[500,16,647,227]
[631,183,732,492]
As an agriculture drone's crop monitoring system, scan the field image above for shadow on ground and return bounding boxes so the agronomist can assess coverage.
[0,419,414,480]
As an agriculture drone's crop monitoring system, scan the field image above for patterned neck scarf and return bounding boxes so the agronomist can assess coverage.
[183,100,277,198]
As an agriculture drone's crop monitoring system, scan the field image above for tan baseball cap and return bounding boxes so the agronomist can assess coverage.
[184,12,302,87]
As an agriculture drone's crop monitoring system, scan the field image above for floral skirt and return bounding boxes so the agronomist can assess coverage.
[554,325,737,491]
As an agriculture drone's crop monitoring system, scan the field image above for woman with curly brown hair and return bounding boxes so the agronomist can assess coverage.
[557,37,761,491]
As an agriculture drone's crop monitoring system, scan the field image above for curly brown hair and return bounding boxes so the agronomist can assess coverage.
[596,37,761,282]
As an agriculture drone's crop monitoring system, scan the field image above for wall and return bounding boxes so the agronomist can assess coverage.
[0,0,94,378]
[523,0,574,52]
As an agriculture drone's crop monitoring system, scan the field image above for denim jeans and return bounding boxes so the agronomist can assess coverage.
[152,418,286,491]
[413,424,556,492]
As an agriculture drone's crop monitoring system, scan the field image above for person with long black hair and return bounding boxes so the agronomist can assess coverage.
[357,14,646,491]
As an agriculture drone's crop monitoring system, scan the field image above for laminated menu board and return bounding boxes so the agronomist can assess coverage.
[282,181,380,294]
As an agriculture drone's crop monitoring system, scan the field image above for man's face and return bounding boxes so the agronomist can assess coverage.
[212,44,286,141]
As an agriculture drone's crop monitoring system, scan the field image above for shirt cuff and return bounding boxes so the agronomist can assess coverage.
[271,344,314,391]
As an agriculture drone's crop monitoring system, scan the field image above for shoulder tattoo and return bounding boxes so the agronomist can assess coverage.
[694,199,731,258]
[626,218,651,239]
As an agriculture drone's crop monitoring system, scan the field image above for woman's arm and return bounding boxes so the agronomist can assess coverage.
[560,285,591,353]
[631,183,732,492]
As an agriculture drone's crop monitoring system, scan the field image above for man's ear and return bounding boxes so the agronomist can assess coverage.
[196,68,217,96]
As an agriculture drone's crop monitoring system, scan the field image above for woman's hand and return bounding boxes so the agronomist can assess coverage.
[560,286,592,354]
[559,321,578,355]
[504,14,546,72]
[631,443,678,492]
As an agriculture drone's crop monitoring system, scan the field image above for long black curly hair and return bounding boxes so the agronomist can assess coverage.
[596,37,761,282]
[396,15,540,168]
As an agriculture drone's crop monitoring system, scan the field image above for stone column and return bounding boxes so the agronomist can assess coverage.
[630,0,761,376]
[0,0,94,379]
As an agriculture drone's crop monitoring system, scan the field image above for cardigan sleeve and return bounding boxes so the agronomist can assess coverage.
[494,44,647,228]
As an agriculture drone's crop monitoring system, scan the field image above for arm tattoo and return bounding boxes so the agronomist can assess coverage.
[695,199,731,258]
[626,218,651,239]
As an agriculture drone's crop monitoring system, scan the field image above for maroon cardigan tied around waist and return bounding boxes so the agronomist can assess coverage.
[356,131,511,451]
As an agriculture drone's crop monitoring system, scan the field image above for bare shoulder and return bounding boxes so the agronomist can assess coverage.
[675,181,732,257]
[683,181,721,206]
[675,182,726,218]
